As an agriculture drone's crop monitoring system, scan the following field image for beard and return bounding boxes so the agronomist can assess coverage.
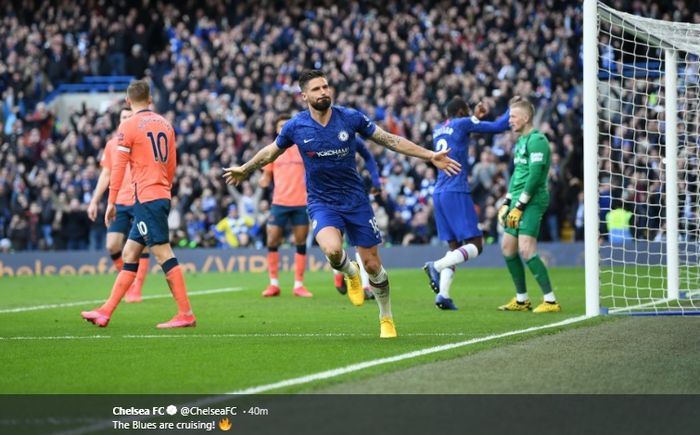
[309,97,331,111]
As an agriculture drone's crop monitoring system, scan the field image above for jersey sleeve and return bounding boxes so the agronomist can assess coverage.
[522,133,550,197]
[350,108,376,138]
[457,109,510,134]
[101,140,113,169]
[275,119,295,149]
[527,134,550,167]
[166,128,177,185]
[108,124,132,204]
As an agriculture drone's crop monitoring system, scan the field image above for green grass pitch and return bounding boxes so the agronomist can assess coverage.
[0,267,586,393]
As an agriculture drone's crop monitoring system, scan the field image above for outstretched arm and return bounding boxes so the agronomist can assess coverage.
[370,126,433,160]
[223,142,285,186]
[469,109,510,134]
[370,126,461,175]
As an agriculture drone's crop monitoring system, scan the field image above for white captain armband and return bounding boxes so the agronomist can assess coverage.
[117,146,131,153]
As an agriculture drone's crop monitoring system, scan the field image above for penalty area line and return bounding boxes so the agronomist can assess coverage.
[0,287,243,314]
[228,314,591,395]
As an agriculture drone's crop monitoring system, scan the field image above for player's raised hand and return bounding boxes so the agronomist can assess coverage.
[222,166,247,186]
[430,149,462,176]
[104,203,116,228]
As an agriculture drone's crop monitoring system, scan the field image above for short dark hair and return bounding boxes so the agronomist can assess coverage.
[275,112,292,125]
[446,96,469,118]
[127,79,150,103]
[298,69,326,91]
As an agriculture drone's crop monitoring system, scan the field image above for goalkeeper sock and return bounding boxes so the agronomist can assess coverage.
[439,267,455,298]
[434,244,479,272]
[101,263,137,315]
[162,258,192,316]
[505,254,528,297]
[329,251,357,277]
[368,266,392,318]
[525,254,554,298]
[110,252,123,272]
[267,247,279,286]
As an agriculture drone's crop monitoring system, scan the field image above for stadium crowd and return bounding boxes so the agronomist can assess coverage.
[0,0,594,252]
[596,1,700,245]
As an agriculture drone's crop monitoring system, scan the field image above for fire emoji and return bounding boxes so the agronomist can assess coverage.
[218,418,232,431]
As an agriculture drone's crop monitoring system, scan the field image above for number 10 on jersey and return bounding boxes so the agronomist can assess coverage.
[147,131,169,162]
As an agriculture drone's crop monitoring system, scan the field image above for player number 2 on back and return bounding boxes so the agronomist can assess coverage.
[147,131,169,162]
[435,138,448,152]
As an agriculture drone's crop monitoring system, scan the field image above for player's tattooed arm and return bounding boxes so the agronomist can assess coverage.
[243,143,284,175]
[369,126,462,176]
[369,127,431,158]
[223,142,284,186]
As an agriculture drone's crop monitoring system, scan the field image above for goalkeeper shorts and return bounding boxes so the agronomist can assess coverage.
[503,194,549,238]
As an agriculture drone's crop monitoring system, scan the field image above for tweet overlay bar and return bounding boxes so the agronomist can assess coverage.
[0,395,698,435]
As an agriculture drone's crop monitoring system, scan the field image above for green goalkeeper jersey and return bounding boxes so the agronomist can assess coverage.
[508,128,550,200]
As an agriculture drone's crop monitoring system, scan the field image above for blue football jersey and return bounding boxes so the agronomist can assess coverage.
[432,110,510,193]
[276,105,376,211]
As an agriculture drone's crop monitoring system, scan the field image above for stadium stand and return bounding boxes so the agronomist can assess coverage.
[0,0,606,252]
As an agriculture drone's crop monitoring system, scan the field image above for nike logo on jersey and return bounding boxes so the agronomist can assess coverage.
[303,138,314,143]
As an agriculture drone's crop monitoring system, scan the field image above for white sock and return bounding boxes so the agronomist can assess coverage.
[355,252,370,288]
[330,251,357,277]
[270,278,279,287]
[368,266,392,318]
[434,244,479,272]
[294,280,304,289]
[439,267,454,298]
[544,292,556,302]
[516,292,529,303]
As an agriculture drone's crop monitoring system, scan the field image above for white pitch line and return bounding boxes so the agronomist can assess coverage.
[228,314,591,395]
[0,287,243,314]
[0,335,111,341]
[52,315,591,435]
[0,332,471,340]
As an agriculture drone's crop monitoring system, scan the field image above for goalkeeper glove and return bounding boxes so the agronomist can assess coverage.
[506,201,525,229]
[497,198,511,226]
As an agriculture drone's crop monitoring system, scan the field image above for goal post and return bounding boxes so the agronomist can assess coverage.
[584,0,700,316]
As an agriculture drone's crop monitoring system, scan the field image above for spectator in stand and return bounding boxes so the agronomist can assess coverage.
[1,0,642,251]
[61,198,91,250]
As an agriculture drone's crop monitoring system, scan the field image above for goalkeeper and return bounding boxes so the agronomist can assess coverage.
[497,97,560,313]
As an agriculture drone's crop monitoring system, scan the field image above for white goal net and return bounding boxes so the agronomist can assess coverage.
[585,0,700,315]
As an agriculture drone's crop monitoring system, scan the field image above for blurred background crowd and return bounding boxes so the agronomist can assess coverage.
[6,0,689,252]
